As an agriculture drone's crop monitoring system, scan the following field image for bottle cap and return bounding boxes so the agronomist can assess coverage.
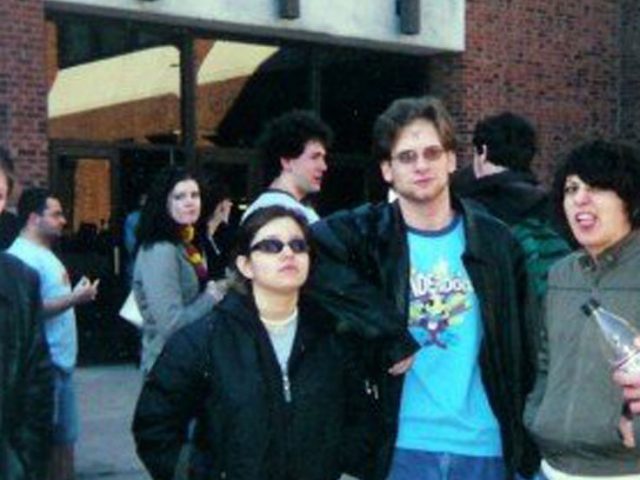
[581,298,600,316]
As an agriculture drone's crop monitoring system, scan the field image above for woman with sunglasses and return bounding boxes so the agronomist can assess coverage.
[132,205,373,480]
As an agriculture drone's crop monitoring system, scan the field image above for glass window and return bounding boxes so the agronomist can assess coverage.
[48,17,181,144]
[195,40,311,149]
[319,47,428,154]
[73,158,111,231]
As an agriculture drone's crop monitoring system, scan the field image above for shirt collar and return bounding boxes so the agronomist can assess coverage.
[578,230,640,272]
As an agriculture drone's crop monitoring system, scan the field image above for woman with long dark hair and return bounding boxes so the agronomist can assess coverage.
[133,166,225,374]
[133,205,373,480]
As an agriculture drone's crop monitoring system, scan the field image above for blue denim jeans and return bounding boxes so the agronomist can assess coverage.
[52,367,78,445]
[387,448,507,480]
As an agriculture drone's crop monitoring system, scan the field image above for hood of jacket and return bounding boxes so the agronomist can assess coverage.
[452,167,551,225]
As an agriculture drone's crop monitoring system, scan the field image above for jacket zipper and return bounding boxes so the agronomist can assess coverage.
[282,370,292,403]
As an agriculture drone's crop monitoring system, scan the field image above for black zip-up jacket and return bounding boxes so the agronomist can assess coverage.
[308,198,540,479]
[0,253,53,480]
[132,291,374,480]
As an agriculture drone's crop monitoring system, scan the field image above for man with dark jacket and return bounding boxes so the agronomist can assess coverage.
[0,154,53,479]
[0,253,53,480]
[452,112,571,298]
[0,152,53,480]
[309,97,539,480]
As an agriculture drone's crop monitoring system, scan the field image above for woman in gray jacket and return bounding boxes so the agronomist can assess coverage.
[525,141,640,479]
[133,166,224,374]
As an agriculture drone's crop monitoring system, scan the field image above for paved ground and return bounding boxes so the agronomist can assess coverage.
[76,364,148,480]
[74,364,355,480]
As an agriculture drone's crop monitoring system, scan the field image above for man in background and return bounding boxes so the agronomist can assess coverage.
[8,188,99,480]
[453,112,570,299]
[242,109,333,224]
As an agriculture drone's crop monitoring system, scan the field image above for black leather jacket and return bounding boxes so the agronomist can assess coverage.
[0,253,53,480]
[308,198,540,479]
[132,291,374,480]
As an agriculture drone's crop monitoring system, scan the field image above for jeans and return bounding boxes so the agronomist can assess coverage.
[53,367,78,445]
[387,448,507,480]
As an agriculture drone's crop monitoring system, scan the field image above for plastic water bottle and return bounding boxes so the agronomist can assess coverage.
[582,299,640,374]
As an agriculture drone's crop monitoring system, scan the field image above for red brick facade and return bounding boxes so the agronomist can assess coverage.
[432,1,622,184]
[1,1,636,189]
[621,0,640,147]
[0,0,49,188]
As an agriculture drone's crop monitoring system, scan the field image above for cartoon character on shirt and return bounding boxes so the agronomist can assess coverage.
[408,261,473,349]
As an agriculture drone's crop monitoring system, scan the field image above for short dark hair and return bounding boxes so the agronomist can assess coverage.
[552,140,640,229]
[17,187,52,228]
[0,147,15,195]
[372,96,457,163]
[199,171,232,224]
[472,112,537,172]
[229,205,312,291]
[137,165,201,249]
[257,110,333,180]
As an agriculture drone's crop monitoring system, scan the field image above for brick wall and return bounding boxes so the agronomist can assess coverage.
[0,1,632,190]
[620,0,640,147]
[431,0,621,185]
[0,0,48,188]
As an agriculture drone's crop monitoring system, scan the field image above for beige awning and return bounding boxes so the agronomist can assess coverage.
[49,41,278,119]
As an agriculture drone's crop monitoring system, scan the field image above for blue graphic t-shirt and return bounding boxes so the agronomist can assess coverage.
[395,215,502,457]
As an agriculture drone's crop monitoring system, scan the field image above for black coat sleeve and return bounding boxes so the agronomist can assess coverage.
[508,233,542,478]
[338,335,378,478]
[309,212,419,367]
[13,269,53,480]
[132,319,211,480]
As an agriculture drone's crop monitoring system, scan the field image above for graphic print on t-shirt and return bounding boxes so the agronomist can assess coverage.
[407,259,473,349]
[397,220,502,456]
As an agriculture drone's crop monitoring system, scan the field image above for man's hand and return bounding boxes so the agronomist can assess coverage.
[71,276,99,305]
[388,354,415,376]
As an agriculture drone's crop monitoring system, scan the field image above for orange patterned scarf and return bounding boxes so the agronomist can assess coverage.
[179,225,209,285]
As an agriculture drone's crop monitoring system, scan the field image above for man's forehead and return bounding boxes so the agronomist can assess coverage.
[393,119,443,148]
[303,139,326,151]
[45,197,63,211]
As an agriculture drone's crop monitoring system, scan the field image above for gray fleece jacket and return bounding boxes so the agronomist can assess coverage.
[525,231,640,476]
[133,241,215,374]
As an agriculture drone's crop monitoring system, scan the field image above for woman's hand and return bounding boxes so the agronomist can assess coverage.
[613,337,640,415]
[619,415,635,448]
[206,279,228,303]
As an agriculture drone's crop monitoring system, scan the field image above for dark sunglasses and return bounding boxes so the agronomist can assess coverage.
[249,237,309,254]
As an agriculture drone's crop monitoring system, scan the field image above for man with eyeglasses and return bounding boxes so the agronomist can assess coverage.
[242,110,333,224]
[8,188,99,480]
[309,96,539,480]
